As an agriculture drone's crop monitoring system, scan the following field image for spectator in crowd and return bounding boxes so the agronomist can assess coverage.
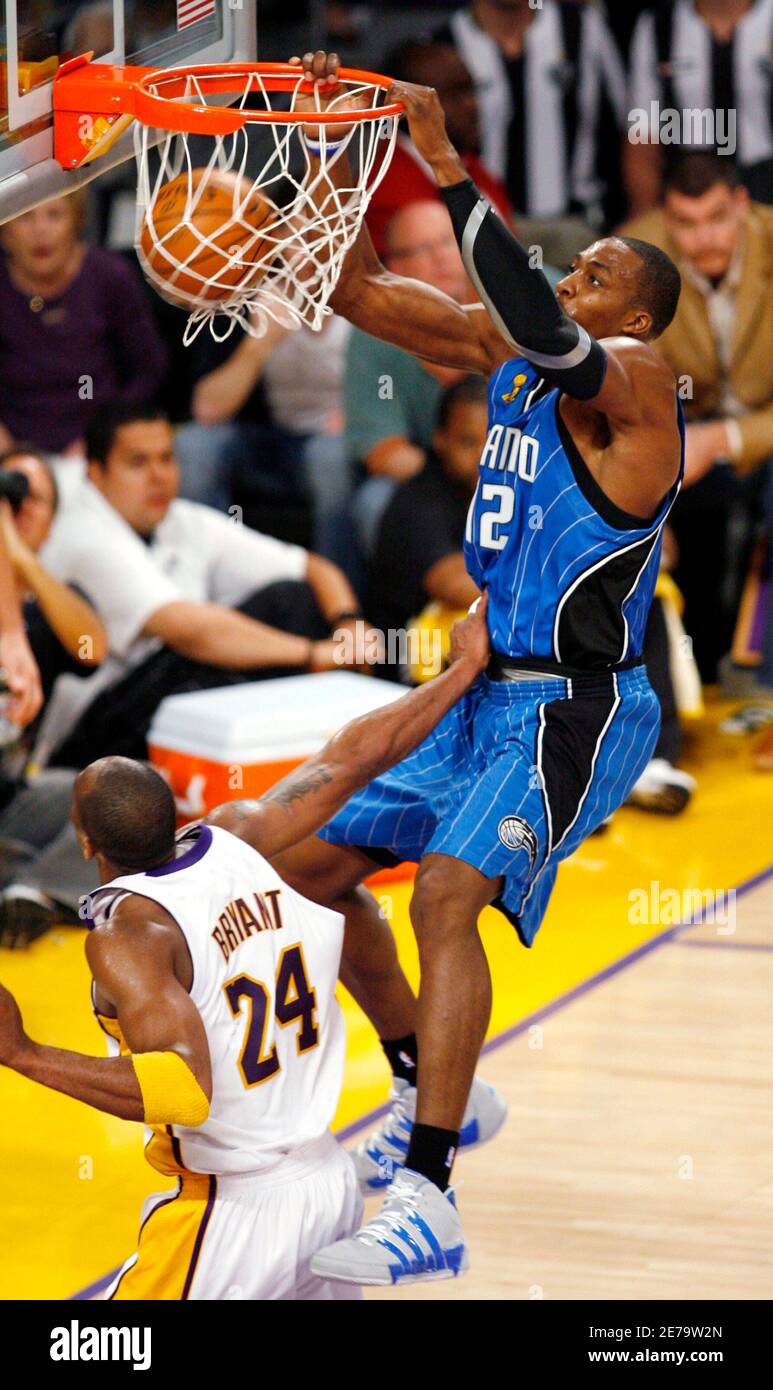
[622,152,773,683]
[171,309,277,501]
[603,0,653,63]
[0,448,107,694]
[0,513,41,734]
[346,200,475,555]
[0,191,167,464]
[365,37,514,256]
[176,313,354,575]
[627,532,698,813]
[39,403,373,769]
[368,375,485,678]
[626,0,773,216]
[0,446,107,942]
[436,0,627,257]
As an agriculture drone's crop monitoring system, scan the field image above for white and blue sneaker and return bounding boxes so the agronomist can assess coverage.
[310,1168,469,1286]
[350,1074,507,1194]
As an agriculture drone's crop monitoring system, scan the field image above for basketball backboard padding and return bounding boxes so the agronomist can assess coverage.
[0,0,257,224]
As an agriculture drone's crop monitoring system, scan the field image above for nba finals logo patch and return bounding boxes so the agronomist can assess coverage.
[501,372,528,404]
[497,816,538,868]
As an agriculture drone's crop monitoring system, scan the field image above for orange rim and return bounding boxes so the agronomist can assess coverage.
[133,61,403,135]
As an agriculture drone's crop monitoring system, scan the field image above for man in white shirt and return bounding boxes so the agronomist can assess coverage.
[40,403,368,768]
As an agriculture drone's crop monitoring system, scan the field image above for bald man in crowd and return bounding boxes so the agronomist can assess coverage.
[345,200,476,556]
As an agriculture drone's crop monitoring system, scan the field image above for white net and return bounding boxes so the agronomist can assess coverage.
[133,68,399,344]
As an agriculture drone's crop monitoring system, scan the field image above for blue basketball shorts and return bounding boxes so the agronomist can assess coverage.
[318,665,660,945]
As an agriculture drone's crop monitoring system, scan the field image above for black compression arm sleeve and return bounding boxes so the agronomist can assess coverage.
[439,179,608,401]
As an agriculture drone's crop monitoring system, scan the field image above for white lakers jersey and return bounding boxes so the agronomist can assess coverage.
[84,823,346,1177]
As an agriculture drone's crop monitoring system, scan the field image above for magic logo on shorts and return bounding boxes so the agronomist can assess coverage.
[497,816,538,868]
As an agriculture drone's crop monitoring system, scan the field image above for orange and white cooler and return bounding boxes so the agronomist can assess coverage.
[148,671,406,820]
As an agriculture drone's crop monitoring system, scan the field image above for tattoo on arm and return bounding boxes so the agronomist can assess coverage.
[265,765,334,809]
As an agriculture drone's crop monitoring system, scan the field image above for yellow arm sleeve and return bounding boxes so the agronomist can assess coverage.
[131,1051,210,1128]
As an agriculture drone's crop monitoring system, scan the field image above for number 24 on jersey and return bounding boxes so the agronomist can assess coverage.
[224,944,319,1088]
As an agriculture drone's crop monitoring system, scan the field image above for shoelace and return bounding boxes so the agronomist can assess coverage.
[353,1182,425,1249]
[355,1090,413,1157]
[386,1175,424,1206]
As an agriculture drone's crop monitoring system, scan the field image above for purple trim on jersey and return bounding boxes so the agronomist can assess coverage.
[138,1180,182,1235]
[107,1183,185,1301]
[146,824,214,876]
[181,1174,217,1301]
[168,1125,185,1170]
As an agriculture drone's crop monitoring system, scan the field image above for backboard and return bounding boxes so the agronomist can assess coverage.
[0,1,257,223]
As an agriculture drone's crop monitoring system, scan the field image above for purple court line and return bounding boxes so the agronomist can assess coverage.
[72,1268,119,1300]
[70,859,772,1300]
[672,939,773,953]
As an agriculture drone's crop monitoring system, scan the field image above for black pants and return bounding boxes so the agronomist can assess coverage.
[642,595,680,766]
[51,582,329,769]
[669,466,764,683]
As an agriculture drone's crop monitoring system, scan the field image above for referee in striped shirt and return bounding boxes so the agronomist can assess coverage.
[626,0,773,215]
[436,0,627,257]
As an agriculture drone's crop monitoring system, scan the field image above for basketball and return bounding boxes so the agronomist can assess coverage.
[139,167,277,306]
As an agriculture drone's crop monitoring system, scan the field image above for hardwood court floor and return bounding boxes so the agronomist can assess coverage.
[366,876,773,1301]
[0,697,771,1299]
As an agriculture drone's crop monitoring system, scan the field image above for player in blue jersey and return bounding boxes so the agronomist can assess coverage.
[273,53,684,1287]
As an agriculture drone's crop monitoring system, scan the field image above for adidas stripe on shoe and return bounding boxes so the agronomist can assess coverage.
[350,1073,507,1193]
[310,1168,469,1287]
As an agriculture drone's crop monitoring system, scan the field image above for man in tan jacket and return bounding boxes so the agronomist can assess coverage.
[622,152,773,685]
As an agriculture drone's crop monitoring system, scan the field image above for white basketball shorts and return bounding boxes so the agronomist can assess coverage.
[107,1132,363,1301]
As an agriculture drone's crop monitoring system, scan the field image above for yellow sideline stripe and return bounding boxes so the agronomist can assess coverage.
[0,699,770,1299]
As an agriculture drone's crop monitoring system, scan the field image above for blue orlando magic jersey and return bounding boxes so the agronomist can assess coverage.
[465,357,685,669]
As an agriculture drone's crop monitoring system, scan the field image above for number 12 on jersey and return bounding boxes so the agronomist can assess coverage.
[224,944,319,1088]
[467,425,539,551]
[468,483,515,551]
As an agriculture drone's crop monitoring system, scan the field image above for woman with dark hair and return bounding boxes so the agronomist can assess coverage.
[0,191,166,458]
[0,446,107,944]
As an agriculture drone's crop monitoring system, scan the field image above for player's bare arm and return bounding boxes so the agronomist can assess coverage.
[208,594,490,857]
[559,338,682,516]
[331,224,492,374]
[290,51,495,375]
[0,897,211,1122]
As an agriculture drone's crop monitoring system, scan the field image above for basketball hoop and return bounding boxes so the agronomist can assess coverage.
[53,57,403,342]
